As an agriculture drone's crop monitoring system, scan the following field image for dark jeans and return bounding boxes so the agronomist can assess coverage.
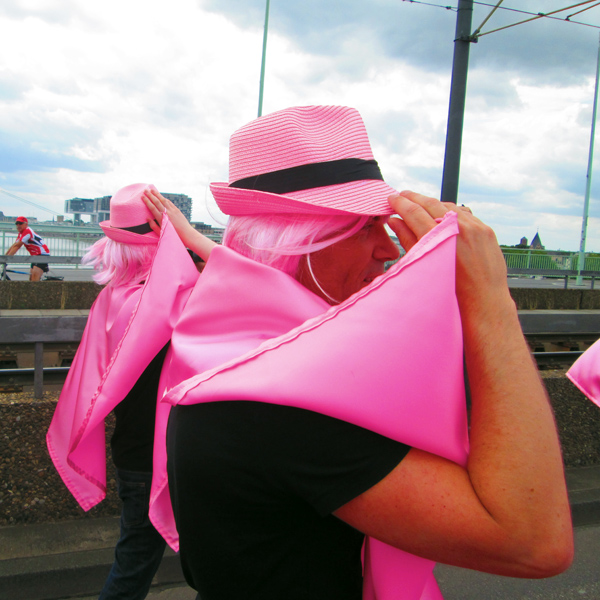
[98,469,166,600]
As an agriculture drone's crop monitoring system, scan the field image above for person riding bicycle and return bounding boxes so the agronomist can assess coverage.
[6,216,51,281]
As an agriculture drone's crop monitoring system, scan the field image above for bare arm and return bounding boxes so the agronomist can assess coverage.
[142,189,217,261]
[5,240,23,256]
[335,191,573,578]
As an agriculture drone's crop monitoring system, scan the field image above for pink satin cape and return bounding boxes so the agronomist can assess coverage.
[46,217,198,511]
[149,212,468,600]
[567,337,600,408]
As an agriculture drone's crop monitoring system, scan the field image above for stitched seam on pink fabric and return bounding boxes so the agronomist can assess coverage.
[66,455,107,495]
[67,217,171,475]
[167,212,459,404]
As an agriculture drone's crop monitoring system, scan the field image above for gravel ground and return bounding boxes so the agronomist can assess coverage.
[543,369,600,467]
[0,390,120,526]
[1,369,598,527]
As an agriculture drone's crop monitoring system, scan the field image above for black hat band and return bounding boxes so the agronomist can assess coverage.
[116,222,154,234]
[229,158,383,195]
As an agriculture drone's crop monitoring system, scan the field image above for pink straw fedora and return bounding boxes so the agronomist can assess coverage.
[100,183,160,245]
[210,105,398,216]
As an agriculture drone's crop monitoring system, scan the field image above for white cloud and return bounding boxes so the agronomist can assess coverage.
[1,0,600,252]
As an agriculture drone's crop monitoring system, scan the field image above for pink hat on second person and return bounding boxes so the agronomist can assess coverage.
[100,183,160,245]
[210,105,398,216]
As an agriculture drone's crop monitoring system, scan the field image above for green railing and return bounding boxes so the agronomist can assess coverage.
[0,223,103,258]
[502,249,600,274]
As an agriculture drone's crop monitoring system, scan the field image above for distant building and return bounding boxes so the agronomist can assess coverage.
[94,196,111,223]
[162,193,192,222]
[65,192,193,224]
[530,233,544,250]
[192,221,224,243]
[0,211,37,224]
[64,198,98,224]
[515,236,528,249]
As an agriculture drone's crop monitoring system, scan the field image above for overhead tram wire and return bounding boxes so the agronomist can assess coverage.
[0,186,60,217]
[473,0,598,19]
[471,0,503,39]
[402,1,456,11]
[469,1,600,33]
[567,2,600,20]
[403,1,600,33]
[475,1,600,38]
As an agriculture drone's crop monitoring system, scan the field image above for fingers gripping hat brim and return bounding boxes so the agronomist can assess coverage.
[211,105,398,217]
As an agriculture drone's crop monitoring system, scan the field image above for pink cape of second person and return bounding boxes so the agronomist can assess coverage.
[46,216,199,511]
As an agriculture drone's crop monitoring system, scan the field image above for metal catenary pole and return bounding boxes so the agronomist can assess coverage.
[440,0,475,204]
[258,0,271,117]
[577,32,600,284]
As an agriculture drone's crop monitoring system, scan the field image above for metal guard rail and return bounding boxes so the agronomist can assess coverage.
[507,268,600,289]
[0,256,82,264]
[0,314,88,398]
[2,311,600,399]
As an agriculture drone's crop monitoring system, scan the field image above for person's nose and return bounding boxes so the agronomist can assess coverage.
[373,222,400,262]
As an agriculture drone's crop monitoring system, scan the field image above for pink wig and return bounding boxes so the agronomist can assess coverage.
[82,237,156,287]
[223,213,369,279]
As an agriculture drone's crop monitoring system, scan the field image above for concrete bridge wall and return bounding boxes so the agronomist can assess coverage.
[3,280,600,310]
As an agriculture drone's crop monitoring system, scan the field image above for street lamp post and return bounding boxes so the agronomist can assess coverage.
[258,0,271,117]
[577,33,600,285]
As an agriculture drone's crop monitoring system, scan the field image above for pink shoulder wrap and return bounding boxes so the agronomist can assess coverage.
[567,338,600,408]
[46,217,198,511]
[150,212,468,600]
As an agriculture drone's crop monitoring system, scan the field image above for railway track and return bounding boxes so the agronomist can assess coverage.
[0,332,594,392]
[0,366,70,391]
[532,350,584,369]
[526,331,594,369]
[0,342,76,392]
[1,310,599,392]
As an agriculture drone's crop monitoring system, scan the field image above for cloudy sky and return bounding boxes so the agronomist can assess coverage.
[2,0,600,251]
